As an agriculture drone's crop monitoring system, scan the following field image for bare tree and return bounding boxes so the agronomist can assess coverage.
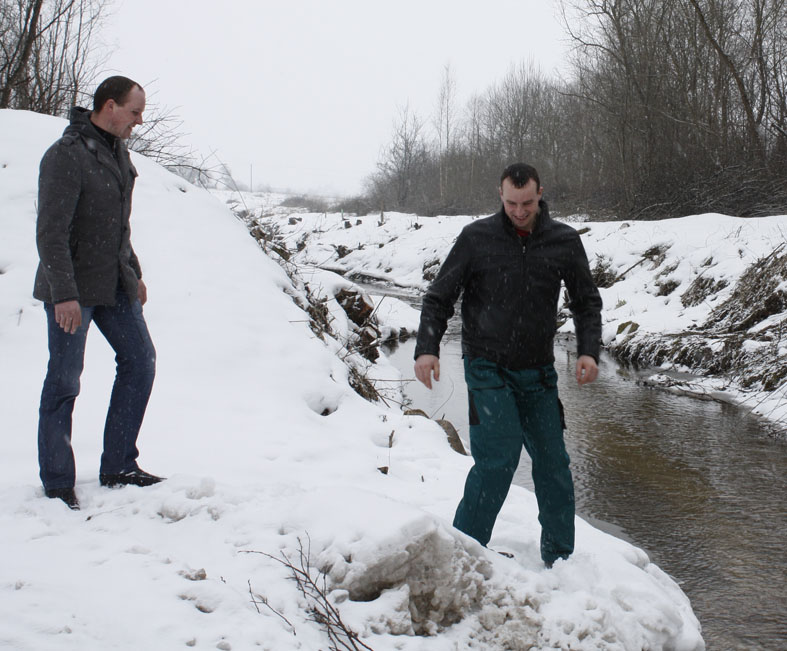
[0,0,46,108]
[461,93,485,205]
[0,0,107,114]
[687,0,766,163]
[433,63,457,205]
[375,103,429,210]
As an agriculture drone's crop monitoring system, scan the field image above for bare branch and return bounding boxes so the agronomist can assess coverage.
[242,537,374,651]
[247,579,297,635]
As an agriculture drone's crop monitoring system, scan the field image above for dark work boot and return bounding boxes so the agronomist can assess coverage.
[45,487,80,510]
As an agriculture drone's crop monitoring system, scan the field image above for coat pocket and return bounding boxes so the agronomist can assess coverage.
[464,357,506,426]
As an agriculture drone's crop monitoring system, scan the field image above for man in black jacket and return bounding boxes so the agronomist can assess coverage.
[34,76,162,510]
[414,163,602,567]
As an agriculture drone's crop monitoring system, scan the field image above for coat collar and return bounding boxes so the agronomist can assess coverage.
[65,107,130,186]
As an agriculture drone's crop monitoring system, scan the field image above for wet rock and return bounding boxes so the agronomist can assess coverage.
[179,568,207,581]
[436,419,467,455]
[405,410,466,455]
[357,325,380,362]
[270,243,290,261]
[335,288,375,327]
[422,258,441,282]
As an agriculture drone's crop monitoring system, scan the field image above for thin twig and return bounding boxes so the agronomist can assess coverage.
[247,580,296,635]
[428,376,456,420]
[241,537,374,651]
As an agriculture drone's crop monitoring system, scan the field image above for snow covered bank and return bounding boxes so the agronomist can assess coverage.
[243,196,787,434]
[1,109,702,650]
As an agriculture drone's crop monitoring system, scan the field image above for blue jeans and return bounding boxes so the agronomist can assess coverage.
[454,357,574,565]
[38,290,156,490]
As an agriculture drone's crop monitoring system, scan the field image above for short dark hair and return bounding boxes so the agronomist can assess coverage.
[500,163,540,189]
[93,76,142,112]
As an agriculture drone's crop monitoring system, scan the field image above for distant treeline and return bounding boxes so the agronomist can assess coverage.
[344,0,787,220]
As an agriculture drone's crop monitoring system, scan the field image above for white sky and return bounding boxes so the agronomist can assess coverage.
[99,0,571,196]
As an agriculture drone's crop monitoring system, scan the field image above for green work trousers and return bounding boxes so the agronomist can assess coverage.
[453,357,575,565]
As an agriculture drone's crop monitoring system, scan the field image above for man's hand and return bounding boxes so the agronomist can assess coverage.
[137,278,148,305]
[576,354,598,385]
[414,354,440,389]
[54,300,82,334]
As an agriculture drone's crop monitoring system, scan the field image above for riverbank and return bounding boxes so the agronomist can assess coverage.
[230,192,787,435]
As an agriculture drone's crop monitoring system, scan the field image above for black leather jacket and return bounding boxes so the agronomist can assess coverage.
[414,201,602,369]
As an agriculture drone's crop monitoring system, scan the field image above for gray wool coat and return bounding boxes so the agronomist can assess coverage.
[33,107,142,307]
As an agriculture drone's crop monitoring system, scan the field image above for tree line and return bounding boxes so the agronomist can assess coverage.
[357,0,787,220]
[0,0,222,186]
[3,0,785,214]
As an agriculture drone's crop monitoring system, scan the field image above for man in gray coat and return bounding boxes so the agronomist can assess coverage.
[34,76,161,510]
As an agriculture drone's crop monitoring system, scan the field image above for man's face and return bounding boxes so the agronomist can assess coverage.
[104,86,145,139]
[499,178,543,231]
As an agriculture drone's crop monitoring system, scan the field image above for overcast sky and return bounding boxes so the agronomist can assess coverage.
[100,1,571,196]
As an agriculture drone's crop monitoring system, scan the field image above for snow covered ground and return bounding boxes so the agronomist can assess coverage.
[1,109,705,650]
[246,195,787,433]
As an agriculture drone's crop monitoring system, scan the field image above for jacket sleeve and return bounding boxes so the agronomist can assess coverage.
[128,244,142,279]
[563,233,603,361]
[36,141,82,304]
[125,153,142,279]
[414,231,469,359]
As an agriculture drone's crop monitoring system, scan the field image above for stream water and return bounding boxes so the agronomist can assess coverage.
[378,294,787,651]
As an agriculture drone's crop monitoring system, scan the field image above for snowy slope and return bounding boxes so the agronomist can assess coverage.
[0,109,702,651]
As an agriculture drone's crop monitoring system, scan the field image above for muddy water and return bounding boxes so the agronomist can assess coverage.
[382,321,787,650]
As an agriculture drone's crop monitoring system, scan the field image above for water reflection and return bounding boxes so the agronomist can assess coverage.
[383,334,787,650]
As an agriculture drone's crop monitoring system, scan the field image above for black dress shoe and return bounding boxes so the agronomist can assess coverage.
[100,468,164,488]
[45,487,80,510]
